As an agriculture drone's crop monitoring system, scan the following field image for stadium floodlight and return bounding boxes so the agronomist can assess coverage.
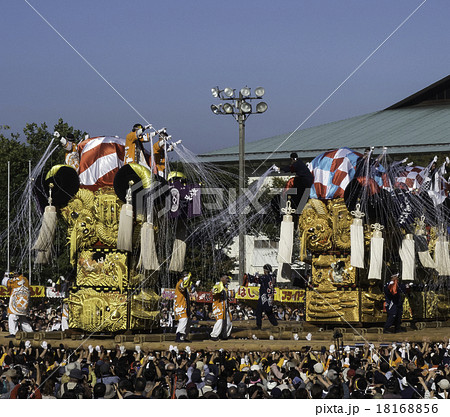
[254,86,265,98]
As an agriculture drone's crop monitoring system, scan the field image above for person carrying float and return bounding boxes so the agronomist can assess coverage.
[173,271,197,342]
[124,123,152,166]
[55,131,81,172]
[210,275,232,341]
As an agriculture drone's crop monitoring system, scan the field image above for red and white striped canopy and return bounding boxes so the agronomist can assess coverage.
[77,136,125,191]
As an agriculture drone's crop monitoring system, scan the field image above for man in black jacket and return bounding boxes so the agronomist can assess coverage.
[254,264,278,329]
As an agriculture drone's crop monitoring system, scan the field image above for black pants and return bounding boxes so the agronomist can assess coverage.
[384,308,402,332]
[256,300,278,328]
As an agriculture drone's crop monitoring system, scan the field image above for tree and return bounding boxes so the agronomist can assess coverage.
[0,120,86,284]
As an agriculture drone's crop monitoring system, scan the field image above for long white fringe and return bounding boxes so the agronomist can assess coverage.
[117,203,133,252]
[141,222,160,270]
[399,234,415,281]
[169,238,186,272]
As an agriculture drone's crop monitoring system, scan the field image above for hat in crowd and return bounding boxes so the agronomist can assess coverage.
[292,376,302,386]
[65,362,80,376]
[343,368,356,382]
[104,384,116,399]
[313,362,324,374]
[196,361,204,371]
[204,374,216,386]
[4,368,17,378]
[327,369,338,382]
[267,381,278,391]
[250,364,261,371]
[438,378,450,390]
[69,368,84,380]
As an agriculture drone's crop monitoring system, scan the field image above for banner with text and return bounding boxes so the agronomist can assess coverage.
[0,286,46,298]
[235,286,305,303]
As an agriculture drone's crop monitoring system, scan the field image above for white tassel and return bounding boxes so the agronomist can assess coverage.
[350,204,365,268]
[277,200,296,265]
[117,181,134,252]
[141,222,160,270]
[35,250,51,265]
[418,250,436,269]
[434,236,450,276]
[368,223,384,280]
[399,234,415,281]
[33,184,57,252]
[169,239,186,272]
[415,216,435,269]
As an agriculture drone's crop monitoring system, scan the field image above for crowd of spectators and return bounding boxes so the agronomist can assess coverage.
[0,339,449,399]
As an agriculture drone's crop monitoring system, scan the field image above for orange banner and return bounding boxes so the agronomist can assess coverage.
[0,286,45,298]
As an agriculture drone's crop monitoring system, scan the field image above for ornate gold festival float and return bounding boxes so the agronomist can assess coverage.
[298,147,450,324]
[35,135,164,333]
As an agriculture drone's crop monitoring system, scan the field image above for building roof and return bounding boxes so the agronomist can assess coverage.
[198,76,450,164]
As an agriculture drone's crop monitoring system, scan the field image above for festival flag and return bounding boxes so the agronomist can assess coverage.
[78,136,126,191]
[309,147,362,199]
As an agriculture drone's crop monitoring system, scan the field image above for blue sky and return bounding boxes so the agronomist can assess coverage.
[1,0,449,154]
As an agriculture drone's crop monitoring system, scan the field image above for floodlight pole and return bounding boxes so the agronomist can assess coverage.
[238,101,246,286]
[211,87,267,285]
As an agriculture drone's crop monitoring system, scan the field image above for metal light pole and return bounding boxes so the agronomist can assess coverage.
[211,87,268,284]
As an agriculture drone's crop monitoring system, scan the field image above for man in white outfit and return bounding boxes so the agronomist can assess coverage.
[2,272,33,337]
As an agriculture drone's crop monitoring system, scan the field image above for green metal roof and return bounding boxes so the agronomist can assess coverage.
[198,105,450,163]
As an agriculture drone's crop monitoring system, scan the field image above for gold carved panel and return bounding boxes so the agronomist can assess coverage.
[77,249,128,291]
[67,288,127,332]
[306,289,359,322]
